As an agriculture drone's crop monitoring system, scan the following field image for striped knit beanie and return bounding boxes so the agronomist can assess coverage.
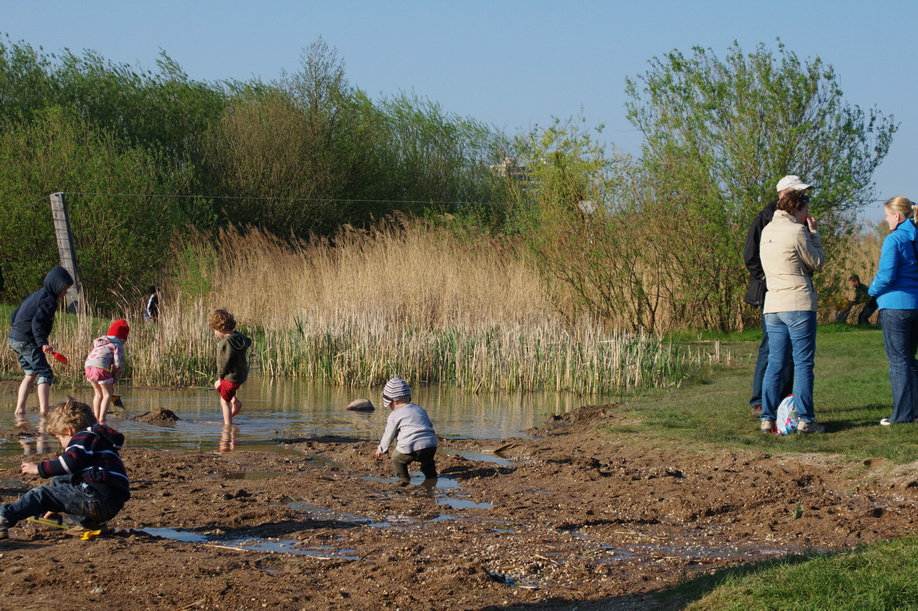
[382,377,411,408]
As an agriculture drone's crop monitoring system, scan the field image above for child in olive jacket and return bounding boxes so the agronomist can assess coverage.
[208,308,251,426]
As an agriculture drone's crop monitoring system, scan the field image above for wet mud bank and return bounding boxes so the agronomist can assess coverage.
[2,404,918,610]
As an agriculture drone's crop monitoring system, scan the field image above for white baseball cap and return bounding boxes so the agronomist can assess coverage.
[776,175,811,193]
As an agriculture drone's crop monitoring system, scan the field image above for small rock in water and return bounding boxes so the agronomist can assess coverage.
[346,399,374,412]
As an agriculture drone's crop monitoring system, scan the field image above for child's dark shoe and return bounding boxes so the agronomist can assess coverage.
[0,517,10,540]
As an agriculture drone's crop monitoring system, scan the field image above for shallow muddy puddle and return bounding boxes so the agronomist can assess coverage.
[441,448,515,466]
[303,454,346,469]
[0,477,27,491]
[288,476,489,528]
[361,474,460,489]
[218,471,283,481]
[438,497,492,509]
[566,526,827,567]
[361,474,488,512]
[282,501,380,528]
[0,376,610,456]
[139,527,361,559]
[141,527,208,543]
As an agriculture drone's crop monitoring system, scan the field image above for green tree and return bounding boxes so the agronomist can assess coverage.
[375,92,510,212]
[511,117,660,330]
[0,36,226,173]
[0,36,56,124]
[0,107,205,306]
[204,39,389,236]
[623,41,896,330]
[205,39,512,238]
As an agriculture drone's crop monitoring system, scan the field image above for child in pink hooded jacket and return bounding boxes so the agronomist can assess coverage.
[84,319,129,425]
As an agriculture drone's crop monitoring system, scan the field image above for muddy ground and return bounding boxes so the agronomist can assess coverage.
[1,401,918,610]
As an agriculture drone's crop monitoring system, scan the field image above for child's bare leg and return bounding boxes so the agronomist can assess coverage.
[35,382,51,417]
[15,375,36,418]
[220,397,233,426]
[97,383,113,425]
[231,396,242,417]
[89,380,104,421]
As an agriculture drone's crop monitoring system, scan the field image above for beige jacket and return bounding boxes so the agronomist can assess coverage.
[761,210,825,313]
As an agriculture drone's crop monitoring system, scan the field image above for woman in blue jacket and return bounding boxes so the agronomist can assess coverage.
[869,196,918,425]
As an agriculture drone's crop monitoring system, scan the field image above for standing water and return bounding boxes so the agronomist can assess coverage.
[0,375,610,457]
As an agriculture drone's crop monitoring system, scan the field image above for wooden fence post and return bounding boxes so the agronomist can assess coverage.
[49,192,85,314]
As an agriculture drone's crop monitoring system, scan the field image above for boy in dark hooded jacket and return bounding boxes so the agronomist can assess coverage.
[8,266,73,419]
[0,397,130,538]
[208,308,252,426]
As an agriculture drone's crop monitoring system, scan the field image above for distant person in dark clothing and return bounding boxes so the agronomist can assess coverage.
[836,274,878,325]
[743,176,803,416]
[0,397,130,539]
[144,286,159,323]
[8,266,73,419]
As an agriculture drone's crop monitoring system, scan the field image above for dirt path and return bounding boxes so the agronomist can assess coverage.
[1,402,917,610]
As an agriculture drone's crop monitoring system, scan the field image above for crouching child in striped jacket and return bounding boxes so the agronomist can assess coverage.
[0,397,130,538]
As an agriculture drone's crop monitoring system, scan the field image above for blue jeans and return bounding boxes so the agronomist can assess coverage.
[762,311,817,423]
[0,476,123,528]
[750,311,793,406]
[9,338,53,385]
[879,309,918,423]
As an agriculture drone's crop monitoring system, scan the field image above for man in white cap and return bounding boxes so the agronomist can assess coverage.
[742,175,811,416]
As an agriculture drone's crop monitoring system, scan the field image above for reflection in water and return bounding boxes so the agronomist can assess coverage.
[219,426,238,453]
[417,478,438,491]
[0,376,612,455]
[16,419,51,456]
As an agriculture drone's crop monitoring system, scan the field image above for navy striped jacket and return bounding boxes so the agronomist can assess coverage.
[37,424,130,501]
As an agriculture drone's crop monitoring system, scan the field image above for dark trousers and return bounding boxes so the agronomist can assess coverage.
[391,447,437,480]
[0,476,123,528]
[858,298,879,325]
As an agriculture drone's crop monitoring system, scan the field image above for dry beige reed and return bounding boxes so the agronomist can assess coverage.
[1,219,708,392]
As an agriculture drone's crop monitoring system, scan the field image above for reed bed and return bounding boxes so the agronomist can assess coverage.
[1,219,715,393]
[0,307,701,394]
[258,317,700,393]
[0,303,216,389]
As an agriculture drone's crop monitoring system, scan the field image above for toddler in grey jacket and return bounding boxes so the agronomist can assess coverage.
[374,377,437,482]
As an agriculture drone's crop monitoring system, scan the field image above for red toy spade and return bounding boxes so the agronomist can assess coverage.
[51,352,68,364]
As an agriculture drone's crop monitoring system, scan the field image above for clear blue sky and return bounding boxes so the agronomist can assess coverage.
[4,0,915,219]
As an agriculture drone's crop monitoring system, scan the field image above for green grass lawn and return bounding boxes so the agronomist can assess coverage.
[622,323,918,463]
[668,536,918,610]
[639,323,918,610]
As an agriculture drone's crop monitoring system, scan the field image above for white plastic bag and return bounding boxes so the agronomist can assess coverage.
[775,395,798,435]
